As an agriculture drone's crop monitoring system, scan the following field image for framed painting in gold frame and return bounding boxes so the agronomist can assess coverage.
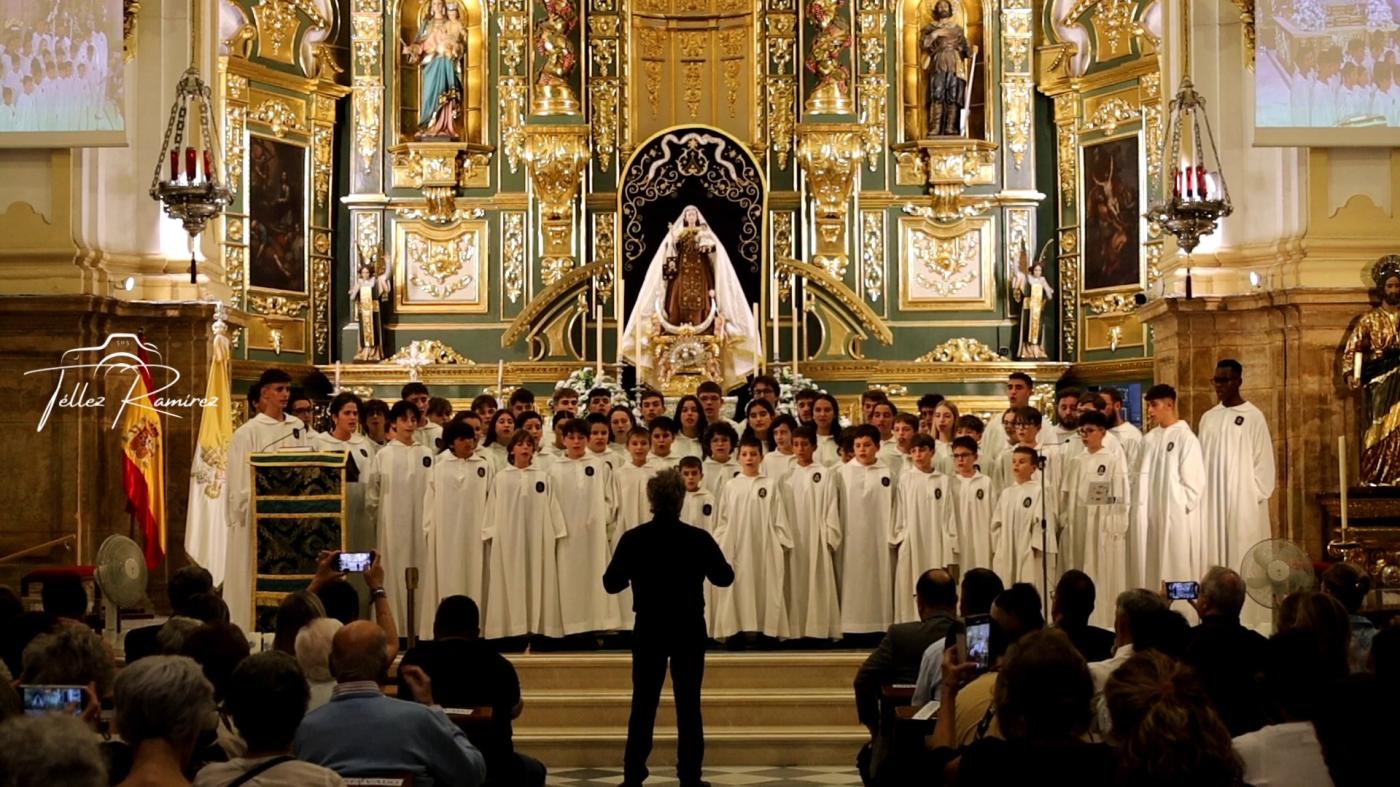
[247,134,310,294]
[1077,132,1143,294]
[392,218,490,313]
[896,215,997,312]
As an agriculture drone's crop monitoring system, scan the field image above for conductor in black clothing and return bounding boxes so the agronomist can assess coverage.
[603,469,734,787]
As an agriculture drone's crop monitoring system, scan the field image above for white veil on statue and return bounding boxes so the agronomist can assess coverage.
[620,204,760,388]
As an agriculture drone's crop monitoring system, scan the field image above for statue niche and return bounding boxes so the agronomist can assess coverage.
[394,0,486,145]
[900,0,988,141]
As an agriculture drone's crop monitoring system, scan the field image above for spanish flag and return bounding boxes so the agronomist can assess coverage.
[121,346,166,569]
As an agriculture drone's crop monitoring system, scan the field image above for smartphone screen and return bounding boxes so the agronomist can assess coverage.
[22,685,86,716]
[1166,581,1200,601]
[965,615,992,671]
[337,552,373,573]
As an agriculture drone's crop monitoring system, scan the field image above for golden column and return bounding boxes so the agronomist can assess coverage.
[523,125,591,283]
[795,123,864,275]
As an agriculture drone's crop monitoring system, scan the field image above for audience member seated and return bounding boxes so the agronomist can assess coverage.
[294,620,486,786]
[1232,629,1339,787]
[20,623,117,700]
[113,656,218,787]
[1182,566,1267,736]
[1278,591,1352,679]
[124,566,214,663]
[193,651,345,787]
[308,550,400,662]
[181,622,252,759]
[295,618,343,712]
[156,617,204,656]
[395,596,545,787]
[939,583,1045,748]
[1087,588,1164,736]
[854,569,960,784]
[183,593,231,624]
[936,629,1116,787]
[1050,570,1114,662]
[0,714,108,787]
[1321,562,1376,672]
[1313,672,1396,787]
[40,572,90,625]
[912,568,1004,705]
[1105,651,1244,787]
[273,591,326,655]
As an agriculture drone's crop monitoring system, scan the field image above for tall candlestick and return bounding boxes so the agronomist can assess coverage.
[496,359,504,397]
[333,361,341,392]
[753,302,763,375]
[771,290,780,362]
[791,285,800,377]
[595,305,604,378]
[1339,434,1350,537]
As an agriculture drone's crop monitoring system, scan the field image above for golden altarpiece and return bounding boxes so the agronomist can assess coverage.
[211,0,1172,410]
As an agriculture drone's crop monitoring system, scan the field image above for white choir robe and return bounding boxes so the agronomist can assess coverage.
[710,474,792,639]
[224,413,311,630]
[1199,401,1276,628]
[878,440,906,477]
[814,434,842,467]
[950,473,995,571]
[310,431,379,553]
[1049,425,1082,456]
[979,417,1012,459]
[1132,421,1206,590]
[933,439,956,476]
[366,440,434,628]
[648,452,682,471]
[415,422,444,454]
[531,451,558,472]
[702,457,740,499]
[419,453,493,640]
[674,433,705,459]
[589,446,621,470]
[1061,448,1131,628]
[612,460,661,629]
[682,488,719,631]
[549,455,623,634]
[892,468,956,623]
[990,479,1059,598]
[483,465,567,638]
[1110,422,1144,472]
[482,442,508,472]
[836,460,897,633]
[761,450,796,481]
[778,463,843,640]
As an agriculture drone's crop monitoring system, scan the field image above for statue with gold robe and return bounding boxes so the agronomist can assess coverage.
[350,261,391,362]
[1011,240,1053,360]
[1342,254,1400,484]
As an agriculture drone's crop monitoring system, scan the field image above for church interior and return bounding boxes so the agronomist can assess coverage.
[1,0,1398,784]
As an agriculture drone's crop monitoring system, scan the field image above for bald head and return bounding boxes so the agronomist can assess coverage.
[916,568,958,617]
[329,620,388,683]
[1200,566,1246,619]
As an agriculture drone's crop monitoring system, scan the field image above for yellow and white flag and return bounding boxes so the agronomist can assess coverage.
[184,317,233,584]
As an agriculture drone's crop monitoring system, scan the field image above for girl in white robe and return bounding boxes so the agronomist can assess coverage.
[548,423,623,635]
[990,447,1059,598]
[779,430,843,640]
[310,395,379,556]
[710,440,792,640]
[891,438,956,623]
[366,405,434,629]
[761,415,799,480]
[949,436,995,571]
[483,433,567,639]
[812,393,843,468]
[419,421,493,639]
[1060,418,1130,629]
[836,427,897,634]
[480,410,515,471]
[673,395,708,459]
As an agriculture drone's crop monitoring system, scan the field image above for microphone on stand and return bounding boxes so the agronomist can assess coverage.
[258,427,305,452]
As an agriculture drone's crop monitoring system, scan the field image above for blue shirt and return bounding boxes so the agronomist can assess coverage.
[294,682,487,787]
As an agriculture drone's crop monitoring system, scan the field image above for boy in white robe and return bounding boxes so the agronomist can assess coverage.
[402,382,442,454]
[419,420,492,640]
[225,370,312,630]
[780,427,842,640]
[549,419,622,636]
[1060,412,1130,628]
[949,436,994,571]
[892,435,956,623]
[366,400,435,628]
[613,427,660,630]
[710,436,792,640]
[761,415,798,480]
[1133,384,1206,591]
[836,424,897,637]
[586,413,621,469]
[990,446,1059,598]
[679,456,717,533]
[483,432,567,639]
[648,416,682,470]
[873,402,906,476]
[701,422,741,500]
[1198,360,1276,628]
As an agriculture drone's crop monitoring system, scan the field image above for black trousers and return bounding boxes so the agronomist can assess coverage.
[623,623,707,785]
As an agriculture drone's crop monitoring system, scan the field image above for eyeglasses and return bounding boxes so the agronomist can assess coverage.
[952,452,975,459]
[292,406,313,415]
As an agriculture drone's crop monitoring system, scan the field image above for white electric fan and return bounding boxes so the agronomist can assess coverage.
[1241,538,1315,610]
[94,535,149,646]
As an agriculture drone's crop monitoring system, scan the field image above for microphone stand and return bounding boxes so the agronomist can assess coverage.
[1037,451,1050,621]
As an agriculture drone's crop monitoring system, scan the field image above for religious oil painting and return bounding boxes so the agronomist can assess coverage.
[248,136,307,293]
[1081,135,1142,292]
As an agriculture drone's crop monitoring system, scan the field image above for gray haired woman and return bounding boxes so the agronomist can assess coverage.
[113,655,217,787]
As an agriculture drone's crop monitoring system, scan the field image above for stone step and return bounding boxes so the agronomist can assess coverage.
[516,688,856,729]
[508,651,869,693]
[514,725,867,768]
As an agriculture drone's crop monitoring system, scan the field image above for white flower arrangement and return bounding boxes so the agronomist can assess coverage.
[772,366,851,426]
[1367,0,1394,28]
[557,367,635,412]
[1293,0,1327,31]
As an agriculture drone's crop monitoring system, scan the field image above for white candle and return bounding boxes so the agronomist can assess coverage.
[771,289,780,362]
[1354,351,1363,382]
[753,302,763,374]
[333,361,341,392]
[496,359,504,395]
[1339,434,1350,535]
[791,285,800,377]
[595,304,604,378]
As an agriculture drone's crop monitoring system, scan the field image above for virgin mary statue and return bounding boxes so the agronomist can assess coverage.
[620,205,760,388]
[403,0,466,140]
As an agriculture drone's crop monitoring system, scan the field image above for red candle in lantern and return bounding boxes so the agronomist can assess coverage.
[170,149,180,182]
[1194,166,1207,201]
[185,147,197,182]
[203,150,215,182]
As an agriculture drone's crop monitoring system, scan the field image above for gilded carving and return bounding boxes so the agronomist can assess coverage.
[856,0,886,169]
[859,210,882,299]
[224,245,246,310]
[765,6,798,168]
[916,338,1007,363]
[533,0,583,115]
[224,104,246,194]
[123,0,141,62]
[804,0,855,114]
[797,125,864,275]
[312,257,331,359]
[767,76,797,169]
[683,62,704,117]
[1059,254,1079,357]
[406,234,478,298]
[1003,76,1033,169]
[498,1,530,171]
[355,212,381,264]
[353,79,383,174]
[1142,101,1163,184]
[248,293,306,317]
[590,79,620,169]
[499,78,528,171]
[908,227,978,296]
[587,4,621,170]
[592,212,617,294]
[502,211,527,304]
[773,211,796,259]
[1082,97,1138,134]
[1056,123,1077,210]
[249,97,305,137]
[312,126,332,208]
[525,126,591,279]
[1007,207,1032,292]
[252,0,300,64]
[390,340,476,366]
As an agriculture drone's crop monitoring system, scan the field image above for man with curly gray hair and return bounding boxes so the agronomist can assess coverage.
[113,655,217,784]
[20,623,116,698]
[0,714,107,787]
